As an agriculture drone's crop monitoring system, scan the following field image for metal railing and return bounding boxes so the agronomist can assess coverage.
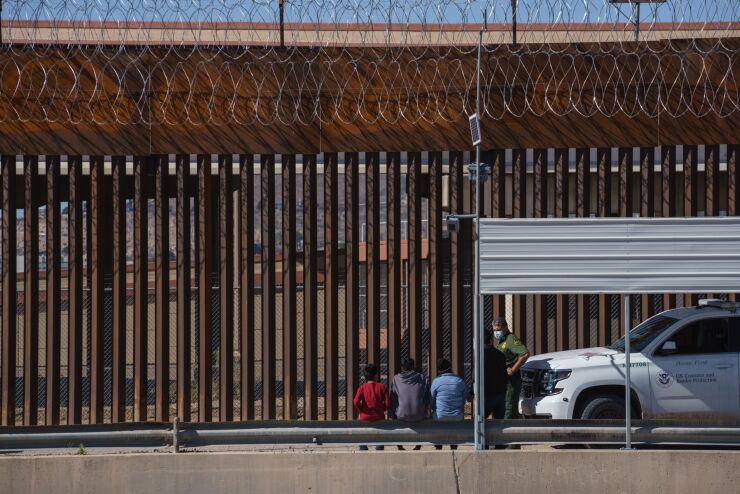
[2,420,739,451]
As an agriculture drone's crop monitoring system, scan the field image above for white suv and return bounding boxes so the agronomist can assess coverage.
[519,300,740,420]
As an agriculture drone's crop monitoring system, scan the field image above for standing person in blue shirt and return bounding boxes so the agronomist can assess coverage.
[430,358,467,450]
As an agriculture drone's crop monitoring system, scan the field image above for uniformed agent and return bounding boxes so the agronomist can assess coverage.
[492,317,529,419]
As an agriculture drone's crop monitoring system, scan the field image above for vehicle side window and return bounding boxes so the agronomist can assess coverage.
[730,317,740,353]
[668,318,730,355]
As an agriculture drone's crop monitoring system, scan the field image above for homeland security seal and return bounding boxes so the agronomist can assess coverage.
[656,370,674,388]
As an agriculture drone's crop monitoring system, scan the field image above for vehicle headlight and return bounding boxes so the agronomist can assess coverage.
[538,369,572,396]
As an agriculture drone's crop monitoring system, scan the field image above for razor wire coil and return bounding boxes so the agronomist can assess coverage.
[0,0,737,126]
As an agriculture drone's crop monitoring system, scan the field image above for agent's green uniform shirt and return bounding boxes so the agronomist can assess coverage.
[498,333,528,367]
[497,332,529,420]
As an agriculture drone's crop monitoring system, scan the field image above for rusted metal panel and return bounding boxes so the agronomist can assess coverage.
[706,145,720,217]
[684,145,698,217]
[23,156,39,425]
[261,154,276,420]
[303,154,318,420]
[176,155,191,422]
[344,152,360,418]
[619,148,633,218]
[197,155,213,422]
[449,151,465,376]
[429,151,443,378]
[219,155,234,422]
[3,40,737,156]
[554,149,568,351]
[683,145,698,307]
[154,156,171,422]
[67,156,83,424]
[366,152,381,368]
[512,149,527,341]
[639,147,655,219]
[597,294,609,347]
[661,146,677,310]
[324,152,339,418]
[282,154,297,420]
[639,147,655,320]
[554,148,569,216]
[89,156,105,424]
[576,149,590,218]
[730,145,738,217]
[1,156,17,426]
[111,157,127,423]
[596,148,611,346]
[533,154,548,232]
[575,148,590,349]
[490,149,505,219]
[407,151,423,366]
[134,156,149,422]
[703,146,719,301]
[513,149,526,219]
[489,149,506,321]
[597,148,612,218]
[46,155,62,425]
[662,146,677,218]
[730,145,738,304]
[386,151,402,383]
[533,148,548,355]
[240,154,255,421]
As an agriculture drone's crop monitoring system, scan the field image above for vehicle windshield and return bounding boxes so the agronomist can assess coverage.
[609,314,679,353]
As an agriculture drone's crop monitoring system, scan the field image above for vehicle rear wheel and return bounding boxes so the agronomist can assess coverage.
[580,395,626,420]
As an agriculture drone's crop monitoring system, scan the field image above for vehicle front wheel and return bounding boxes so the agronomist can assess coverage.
[579,395,626,420]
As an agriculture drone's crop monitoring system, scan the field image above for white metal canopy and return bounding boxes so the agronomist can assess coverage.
[479,217,740,295]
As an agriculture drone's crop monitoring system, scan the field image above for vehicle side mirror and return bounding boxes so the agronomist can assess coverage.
[659,340,677,355]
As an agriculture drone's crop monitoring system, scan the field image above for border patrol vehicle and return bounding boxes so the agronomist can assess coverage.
[519,299,740,420]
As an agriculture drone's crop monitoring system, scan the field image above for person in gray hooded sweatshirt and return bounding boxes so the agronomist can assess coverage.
[389,358,429,450]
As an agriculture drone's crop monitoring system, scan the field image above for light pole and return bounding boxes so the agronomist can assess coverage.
[458,38,490,447]
[451,10,490,453]
[609,0,665,43]
[470,19,489,452]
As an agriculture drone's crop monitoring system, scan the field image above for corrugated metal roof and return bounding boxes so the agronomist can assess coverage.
[479,217,740,294]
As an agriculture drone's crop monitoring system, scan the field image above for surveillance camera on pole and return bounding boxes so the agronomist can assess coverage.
[445,213,476,234]
[467,162,490,183]
[446,215,460,233]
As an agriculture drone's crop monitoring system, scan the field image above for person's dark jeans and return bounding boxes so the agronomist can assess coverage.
[505,372,522,419]
[485,392,506,420]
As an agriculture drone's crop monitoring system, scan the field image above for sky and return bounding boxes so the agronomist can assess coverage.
[3,0,738,25]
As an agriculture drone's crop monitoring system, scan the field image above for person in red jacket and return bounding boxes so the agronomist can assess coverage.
[353,363,390,450]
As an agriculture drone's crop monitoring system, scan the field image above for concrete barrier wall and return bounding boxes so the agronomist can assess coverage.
[3,450,740,494]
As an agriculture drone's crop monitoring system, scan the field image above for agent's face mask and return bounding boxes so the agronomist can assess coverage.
[493,330,504,341]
